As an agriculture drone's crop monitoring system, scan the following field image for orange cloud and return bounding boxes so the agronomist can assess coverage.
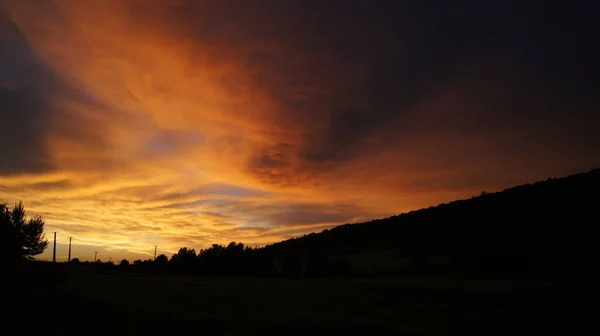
[1,1,598,261]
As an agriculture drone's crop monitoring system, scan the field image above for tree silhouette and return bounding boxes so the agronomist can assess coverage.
[120,259,129,266]
[170,247,197,274]
[173,247,197,260]
[0,201,48,261]
[155,254,168,265]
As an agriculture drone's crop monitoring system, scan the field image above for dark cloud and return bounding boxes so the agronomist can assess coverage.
[8,1,596,182]
[234,0,600,186]
[0,9,124,175]
[3,1,600,258]
[0,10,54,174]
[262,203,365,227]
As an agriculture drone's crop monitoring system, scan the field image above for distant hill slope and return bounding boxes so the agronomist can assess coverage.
[264,169,600,277]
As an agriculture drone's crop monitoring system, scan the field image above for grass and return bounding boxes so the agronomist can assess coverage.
[7,262,598,335]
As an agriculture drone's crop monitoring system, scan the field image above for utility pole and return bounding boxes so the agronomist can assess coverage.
[154,245,157,261]
[52,232,57,263]
[94,251,97,262]
[67,237,72,262]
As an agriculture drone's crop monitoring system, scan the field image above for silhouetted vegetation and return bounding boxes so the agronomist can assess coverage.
[57,169,600,280]
[6,170,600,335]
[155,253,168,265]
[264,169,600,279]
[95,243,275,277]
[0,201,48,261]
[5,169,598,280]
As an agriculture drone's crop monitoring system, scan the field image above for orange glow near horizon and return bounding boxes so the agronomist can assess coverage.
[1,1,598,261]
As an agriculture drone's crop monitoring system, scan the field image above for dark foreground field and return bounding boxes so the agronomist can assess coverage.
[7,263,598,335]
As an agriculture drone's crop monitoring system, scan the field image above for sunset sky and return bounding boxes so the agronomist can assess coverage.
[1,1,598,262]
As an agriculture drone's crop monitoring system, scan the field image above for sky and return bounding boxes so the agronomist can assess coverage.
[1,0,598,262]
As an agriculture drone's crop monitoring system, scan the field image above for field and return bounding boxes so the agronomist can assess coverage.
[8,263,598,335]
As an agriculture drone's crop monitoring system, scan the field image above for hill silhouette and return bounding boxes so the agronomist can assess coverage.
[7,170,600,336]
[263,168,600,278]
[26,169,599,280]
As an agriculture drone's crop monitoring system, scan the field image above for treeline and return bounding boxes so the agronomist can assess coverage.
[72,242,352,278]
[71,243,275,276]
[263,168,600,278]
[165,243,275,276]
[6,168,600,279]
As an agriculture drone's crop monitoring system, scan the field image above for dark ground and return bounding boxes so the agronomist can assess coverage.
[5,262,598,335]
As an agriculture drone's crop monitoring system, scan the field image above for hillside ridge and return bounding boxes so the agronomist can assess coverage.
[263,168,600,277]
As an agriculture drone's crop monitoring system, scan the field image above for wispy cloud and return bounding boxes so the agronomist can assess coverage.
[1,1,598,261]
